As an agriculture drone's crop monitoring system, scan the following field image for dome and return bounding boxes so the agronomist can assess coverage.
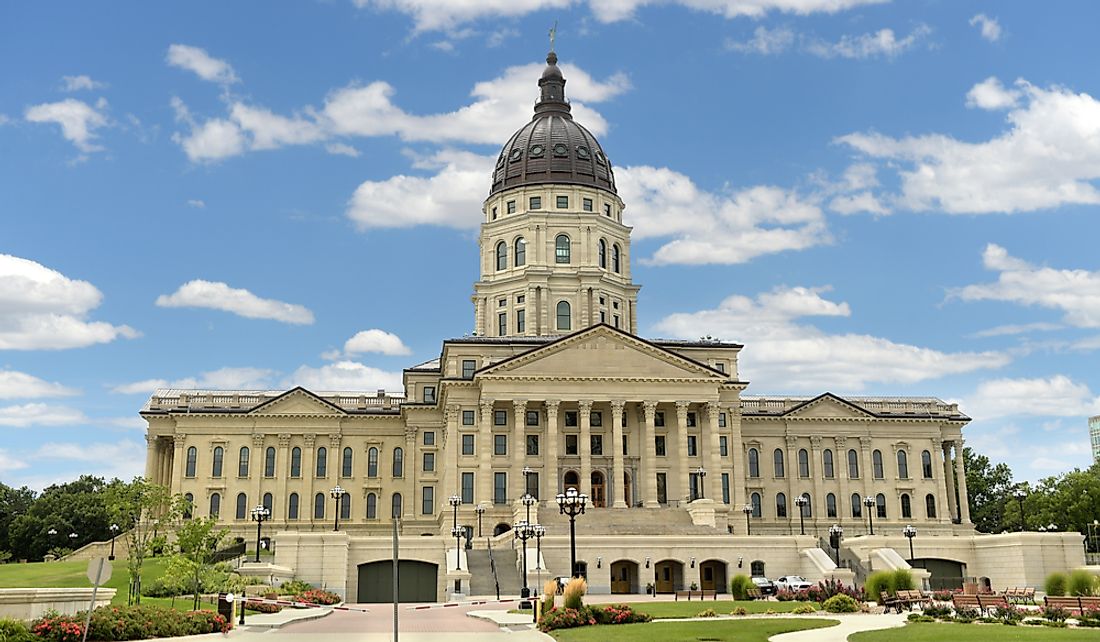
[489,52,617,196]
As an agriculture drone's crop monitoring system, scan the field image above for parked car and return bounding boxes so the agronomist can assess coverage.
[751,576,777,596]
[775,575,813,592]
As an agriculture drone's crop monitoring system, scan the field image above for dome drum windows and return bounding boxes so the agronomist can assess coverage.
[576,145,590,160]
[553,143,569,157]
[509,148,523,162]
[496,242,508,271]
[529,144,545,158]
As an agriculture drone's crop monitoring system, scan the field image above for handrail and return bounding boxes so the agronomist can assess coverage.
[486,537,501,600]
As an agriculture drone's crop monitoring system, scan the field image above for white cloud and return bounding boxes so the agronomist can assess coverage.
[60,75,106,92]
[0,403,87,427]
[286,361,403,392]
[0,254,138,350]
[804,24,931,59]
[32,440,144,464]
[654,285,1009,392]
[0,371,79,399]
[24,98,109,152]
[970,322,1063,338]
[187,199,206,208]
[969,13,1002,42]
[965,76,1020,110]
[112,366,278,394]
[229,103,325,150]
[0,449,28,474]
[342,329,412,356]
[166,44,239,84]
[170,100,246,163]
[953,244,1100,328]
[961,375,1100,420]
[156,280,315,325]
[838,78,1100,214]
[828,191,889,215]
[325,142,360,157]
[725,26,795,54]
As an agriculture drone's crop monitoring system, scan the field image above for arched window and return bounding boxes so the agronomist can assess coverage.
[316,446,327,477]
[236,493,247,519]
[876,493,887,519]
[750,492,762,517]
[773,449,785,478]
[612,244,621,273]
[340,493,351,520]
[847,449,859,478]
[314,493,325,519]
[851,493,862,518]
[366,493,377,519]
[901,493,912,518]
[211,446,223,477]
[290,447,302,477]
[342,447,353,477]
[598,239,607,268]
[495,241,507,271]
[748,448,760,478]
[826,493,837,518]
[556,301,571,331]
[897,450,909,479]
[183,493,194,519]
[288,493,300,520]
[393,447,404,477]
[776,492,787,518]
[391,493,403,518]
[263,492,273,514]
[185,447,197,478]
[265,447,276,477]
[209,493,221,518]
[555,234,570,263]
[823,449,834,478]
[514,237,526,267]
[238,446,250,477]
[368,447,379,477]
[925,493,937,518]
[921,450,933,479]
[798,449,809,478]
[872,450,884,479]
[750,560,765,577]
[799,493,813,517]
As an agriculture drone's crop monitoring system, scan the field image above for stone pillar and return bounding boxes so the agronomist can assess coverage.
[474,296,485,337]
[170,434,185,496]
[705,403,722,503]
[836,437,849,523]
[250,433,264,515]
[404,427,417,520]
[728,405,747,523]
[675,401,690,502]
[785,435,798,517]
[545,400,560,496]
[145,435,157,482]
[611,400,627,508]
[579,400,593,499]
[276,434,291,520]
[304,434,317,524]
[943,440,958,521]
[445,405,460,497]
[932,438,950,524]
[642,401,659,507]
[954,440,972,524]
[478,401,494,504]
[512,400,528,500]
[809,436,824,524]
[859,437,873,500]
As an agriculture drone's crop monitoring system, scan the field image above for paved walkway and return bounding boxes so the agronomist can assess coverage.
[769,613,907,641]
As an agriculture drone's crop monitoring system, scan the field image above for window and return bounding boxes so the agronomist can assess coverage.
[393,447,404,477]
[183,493,194,519]
[612,244,620,273]
[826,493,837,518]
[494,410,507,426]
[462,360,476,379]
[498,298,506,307]
[800,493,812,517]
[556,195,568,208]
[498,313,507,336]
[423,431,435,446]
[748,448,760,478]
[686,412,697,427]
[657,473,667,504]
[462,434,474,455]
[212,446,223,477]
[590,411,602,427]
[263,492,273,514]
[719,436,728,457]
[901,493,912,518]
[622,435,628,455]
[847,449,859,478]
[514,237,526,266]
[872,450,884,479]
[341,494,351,520]
[494,472,507,504]
[823,449,835,478]
[773,449,785,478]
[925,493,937,518]
[798,449,809,478]
[751,492,762,517]
[209,493,221,518]
[265,447,276,477]
[604,203,611,216]
[655,435,666,456]
[494,434,507,455]
[526,410,539,426]
[922,450,933,479]
[613,314,619,328]
[876,493,887,519]
[516,309,525,334]
[461,472,474,504]
[598,239,607,268]
[422,487,434,515]
[423,452,435,472]
[392,493,402,518]
[288,493,299,520]
[582,197,593,211]
[687,435,697,456]
[423,386,436,403]
[526,434,539,455]
[654,412,665,427]
[496,241,507,271]
[897,450,909,478]
[185,447,197,478]
[316,446,328,477]
[491,206,497,220]
[506,200,515,214]
[591,434,603,455]
[236,493,247,519]
[290,447,302,477]
[526,471,539,498]
[366,493,377,519]
[368,447,379,477]
[721,473,730,504]
[343,447,354,477]
[314,493,325,519]
[776,493,787,518]
[565,434,578,455]
[556,301,571,330]
[851,493,862,518]
[238,447,249,477]
[555,235,570,263]
[462,410,474,425]
[719,412,727,427]
[716,362,726,373]
[530,196,542,210]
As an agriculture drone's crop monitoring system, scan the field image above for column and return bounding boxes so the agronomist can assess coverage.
[931,438,950,524]
[728,405,747,522]
[705,403,722,503]
[474,296,485,337]
[478,401,494,504]
[785,435,798,513]
[145,435,157,482]
[675,401,690,502]
[579,400,593,499]
[170,434,186,496]
[954,440,972,524]
[611,400,626,508]
[250,434,264,513]
[277,434,291,519]
[512,400,528,500]
[445,405,460,497]
[943,440,958,521]
[641,401,659,507]
[809,436,824,525]
[859,437,873,500]
[545,400,560,496]
[304,434,317,524]
[836,437,849,523]
[404,427,417,520]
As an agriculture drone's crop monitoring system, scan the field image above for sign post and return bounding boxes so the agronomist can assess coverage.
[82,557,112,642]
[392,519,399,642]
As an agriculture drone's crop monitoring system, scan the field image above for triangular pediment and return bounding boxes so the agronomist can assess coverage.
[248,387,346,416]
[784,394,875,419]
[481,325,725,380]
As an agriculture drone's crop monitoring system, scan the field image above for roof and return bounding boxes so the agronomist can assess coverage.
[741,393,968,420]
[142,387,406,414]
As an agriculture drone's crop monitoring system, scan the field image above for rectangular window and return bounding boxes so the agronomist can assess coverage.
[494,472,507,504]
[719,412,727,428]
[422,486,434,515]
[613,314,619,328]
[600,311,606,323]
[564,411,578,427]
[687,435,698,456]
[722,473,730,504]
[498,313,507,336]
[582,197,593,212]
[590,411,602,427]
[461,360,476,379]
[462,410,475,425]
[498,298,506,307]
[687,412,697,427]
[590,434,603,455]
[494,410,507,426]
[491,206,497,220]
[526,471,539,499]
[556,195,568,208]
[423,431,435,446]
[715,362,726,373]
[622,434,628,456]
[565,434,578,455]
[461,434,474,455]
[516,309,525,334]
[506,200,515,214]
[604,203,611,216]
[494,434,507,456]
[656,473,667,504]
[526,434,540,455]
[720,436,728,457]
[655,435,667,456]
[516,294,525,304]
[529,196,541,209]
[526,410,539,426]
[423,386,436,403]
[461,472,474,504]
[654,412,665,427]
[423,452,435,472]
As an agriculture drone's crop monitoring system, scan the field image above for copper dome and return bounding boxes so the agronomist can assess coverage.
[489,52,617,196]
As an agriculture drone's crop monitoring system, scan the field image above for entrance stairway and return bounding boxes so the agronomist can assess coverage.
[534,502,724,536]
[467,546,524,597]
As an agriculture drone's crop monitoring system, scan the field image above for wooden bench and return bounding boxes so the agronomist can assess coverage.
[896,589,931,610]
[951,594,982,615]
[745,588,764,600]
[1044,595,1100,615]
[951,593,1008,615]
[674,589,716,601]
[1003,587,1035,604]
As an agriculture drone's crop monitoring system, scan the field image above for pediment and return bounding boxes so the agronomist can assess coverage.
[784,394,875,419]
[248,388,346,416]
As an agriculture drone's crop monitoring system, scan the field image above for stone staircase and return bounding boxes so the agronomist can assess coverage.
[533,502,725,536]
[467,546,524,597]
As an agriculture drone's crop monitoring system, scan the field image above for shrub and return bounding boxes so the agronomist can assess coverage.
[907,614,935,623]
[1042,605,1069,622]
[775,589,797,601]
[1043,620,1069,628]
[953,606,979,623]
[141,576,185,598]
[822,594,859,613]
[923,604,953,619]
[992,605,1023,625]
[864,571,893,603]
[730,574,753,600]
[32,605,230,642]
[0,618,35,642]
[538,607,595,632]
[589,604,650,626]
[1078,607,1100,627]
[805,578,863,603]
[562,577,587,610]
[730,607,748,616]
[890,569,914,592]
[30,612,83,642]
[541,579,558,615]
[1068,569,1097,596]
[1045,572,1067,596]
[296,588,341,605]
[791,603,816,614]
[245,600,283,613]
[696,608,717,617]
[931,590,956,602]
[279,579,313,595]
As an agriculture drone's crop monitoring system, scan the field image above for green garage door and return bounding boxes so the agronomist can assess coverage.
[357,560,438,603]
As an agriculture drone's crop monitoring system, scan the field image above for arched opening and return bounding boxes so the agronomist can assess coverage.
[556,301,571,331]
[919,558,966,591]
[357,560,438,603]
[610,560,638,594]
[653,559,684,594]
[591,471,606,508]
[598,239,607,269]
[575,561,588,580]
[496,241,507,271]
[750,560,766,578]
[563,470,580,493]
[700,560,728,593]
[493,522,511,536]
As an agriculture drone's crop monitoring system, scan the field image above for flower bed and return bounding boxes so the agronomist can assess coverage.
[296,588,341,605]
[30,605,230,641]
[539,603,650,632]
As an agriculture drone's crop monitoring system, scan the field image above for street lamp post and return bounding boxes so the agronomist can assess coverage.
[250,505,270,563]
[68,532,78,549]
[449,495,462,570]
[330,486,346,532]
[903,525,917,565]
[514,520,535,598]
[1013,488,1027,532]
[108,524,120,560]
[532,524,545,622]
[556,488,587,578]
[474,504,486,537]
[863,496,877,535]
[694,467,706,500]
[742,504,753,535]
[520,494,537,598]
[828,524,843,566]
[522,466,534,498]
[794,495,808,536]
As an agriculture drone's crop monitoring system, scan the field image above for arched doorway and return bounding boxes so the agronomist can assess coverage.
[623,472,632,507]
[563,470,579,493]
[493,523,511,536]
[591,471,606,507]
[610,560,639,593]
[700,560,727,593]
[357,560,437,603]
[653,560,684,594]
[920,558,966,590]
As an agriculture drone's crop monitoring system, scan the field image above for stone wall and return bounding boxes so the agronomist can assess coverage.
[0,588,116,621]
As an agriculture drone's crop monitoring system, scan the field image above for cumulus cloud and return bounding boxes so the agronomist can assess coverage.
[24,98,109,152]
[961,375,1100,420]
[725,26,796,54]
[60,75,106,92]
[338,329,412,357]
[970,322,1062,338]
[965,76,1020,110]
[286,361,403,392]
[166,44,239,84]
[156,280,315,325]
[112,366,278,394]
[325,142,360,157]
[969,14,1002,42]
[0,403,87,427]
[653,285,1009,392]
[0,449,28,474]
[32,440,145,464]
[804,24,931,59]
[838,78,1100,214]
[0,254,138,350]
[0,371,79,399]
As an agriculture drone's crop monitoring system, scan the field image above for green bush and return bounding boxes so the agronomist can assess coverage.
[696,608,717,617]
[0,618,35,642]
[1068,569,1097,596]
[791,603,816,614]
[562,577,586,610]
[31,605,230,641]
[730,574,754,600]
[864,571,893,603]
[1045,572,1068,597]
[890,569,914,592]
[278,579,314,595]
[822,594,860,613]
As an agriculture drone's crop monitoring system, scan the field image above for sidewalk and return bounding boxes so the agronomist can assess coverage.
[769,613,907,641]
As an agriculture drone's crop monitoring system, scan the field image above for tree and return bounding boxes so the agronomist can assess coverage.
[104,477,183,605]
[165,517,229,610]
[0,482,36,557]
[8,476,118,561]
[962,447,1015,533]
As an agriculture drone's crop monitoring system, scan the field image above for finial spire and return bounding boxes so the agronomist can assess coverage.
[549,20,557,53]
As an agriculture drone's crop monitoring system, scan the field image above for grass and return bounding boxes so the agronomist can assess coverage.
[0,557,203,608]
[550,618,837,641]
[629,599,817,619]
[850,622,1100,641]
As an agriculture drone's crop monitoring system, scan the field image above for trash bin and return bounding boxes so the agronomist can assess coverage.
[217,594,235,624]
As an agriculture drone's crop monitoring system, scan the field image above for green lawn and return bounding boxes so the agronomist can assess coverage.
[851,622,1100,641]
[629,599,817,619]
[0,557,178,607]
[550,618,838,641]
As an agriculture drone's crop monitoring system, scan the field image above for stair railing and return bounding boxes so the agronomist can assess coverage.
[486,537,501,600]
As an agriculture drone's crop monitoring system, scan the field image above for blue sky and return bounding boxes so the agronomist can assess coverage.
[3,0,1100,489]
